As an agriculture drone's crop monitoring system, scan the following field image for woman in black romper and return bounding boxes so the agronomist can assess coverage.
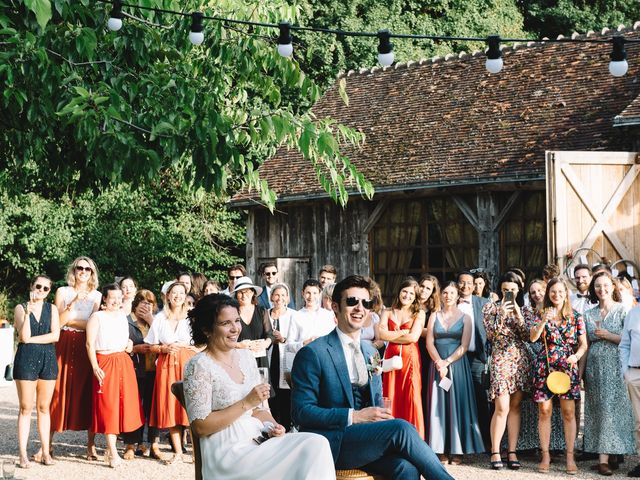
[13,275,60,468]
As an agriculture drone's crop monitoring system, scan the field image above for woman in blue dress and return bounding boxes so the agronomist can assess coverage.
[13,275,60,468]
[425,282,484,464]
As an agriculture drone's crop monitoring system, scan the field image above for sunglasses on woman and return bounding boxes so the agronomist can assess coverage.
[34,284,51,292]
[345,296,374,310]
[75,265,93,273]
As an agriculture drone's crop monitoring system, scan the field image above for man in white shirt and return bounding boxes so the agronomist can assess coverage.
[457,270,490,450]
[570,264,593,315]
[620,306,640,477]
[294,279,336,348]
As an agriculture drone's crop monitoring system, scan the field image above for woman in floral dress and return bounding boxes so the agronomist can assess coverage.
[519,279,565,453]
[527,277,587,475]
[483,272,531,470]
[583,271,635,475]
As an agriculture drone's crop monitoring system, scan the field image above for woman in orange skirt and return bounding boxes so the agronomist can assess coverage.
[144,281,197,464]
[49,256,102,461]
[86,284,143,468]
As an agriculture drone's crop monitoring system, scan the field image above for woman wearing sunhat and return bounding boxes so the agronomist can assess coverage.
[232,276,274,369]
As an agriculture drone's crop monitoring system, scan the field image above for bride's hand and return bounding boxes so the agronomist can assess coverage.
[244,384,270,408]
[269,424,285,437]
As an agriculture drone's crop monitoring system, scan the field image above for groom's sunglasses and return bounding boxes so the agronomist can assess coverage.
[345,296,374,310]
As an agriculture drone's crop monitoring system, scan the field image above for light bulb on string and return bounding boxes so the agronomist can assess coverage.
[189,12,205,46]
[377,30,394,67]
[277,22,293,57]
[107,0,123,31]
[609,36,628,77]
[485,35,503,74]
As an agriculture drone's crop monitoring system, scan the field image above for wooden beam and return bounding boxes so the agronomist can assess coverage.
[362,198,389,234]
[453,195,480,231]
[553,151,639,165]
[492,191,522,232]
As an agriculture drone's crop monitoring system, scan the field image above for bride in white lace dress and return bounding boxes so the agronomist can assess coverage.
[184,294,335,480]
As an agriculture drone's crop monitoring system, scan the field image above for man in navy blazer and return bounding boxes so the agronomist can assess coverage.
[291,275,453,480]
[257,261,295,309]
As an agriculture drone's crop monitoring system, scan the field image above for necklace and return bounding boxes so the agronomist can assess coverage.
[208,350,236,370]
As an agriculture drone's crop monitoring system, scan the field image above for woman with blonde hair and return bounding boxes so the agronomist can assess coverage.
[145,281,197,464]
[49,256,101,461]
[527,277,587,475]
[13,275,60,468]
[379,278,426,438]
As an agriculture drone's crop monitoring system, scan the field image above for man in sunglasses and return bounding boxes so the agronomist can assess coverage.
[291,275,454,480]
[220,264,246,297]
[257,261,294,309]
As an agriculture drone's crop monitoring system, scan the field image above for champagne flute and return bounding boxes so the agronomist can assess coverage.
[257,367,270,409]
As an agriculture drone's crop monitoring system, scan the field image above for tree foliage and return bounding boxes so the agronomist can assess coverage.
[294,0,527,87]
[0,182,245,298]
[517,0,640,38]
[0,0,372,208]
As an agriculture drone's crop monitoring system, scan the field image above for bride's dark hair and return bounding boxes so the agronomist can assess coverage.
[188,294,240,346]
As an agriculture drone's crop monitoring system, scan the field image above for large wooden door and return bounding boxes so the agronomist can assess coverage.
[546,151,640,273]
[257,257,310,309]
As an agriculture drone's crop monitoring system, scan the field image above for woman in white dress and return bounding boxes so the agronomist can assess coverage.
[184,294,335,480]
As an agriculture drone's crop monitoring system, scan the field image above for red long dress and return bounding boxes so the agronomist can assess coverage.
[382,314,425,439]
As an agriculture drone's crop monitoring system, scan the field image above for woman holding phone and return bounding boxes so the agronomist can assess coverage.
[482,272,531,470]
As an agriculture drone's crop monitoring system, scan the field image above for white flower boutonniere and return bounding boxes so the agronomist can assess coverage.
[368,351,383,376]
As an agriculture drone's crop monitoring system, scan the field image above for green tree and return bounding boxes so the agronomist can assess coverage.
[0,182,244,298]
[294,0,527,88]
[517,0,640,38]
[1,0,371,208]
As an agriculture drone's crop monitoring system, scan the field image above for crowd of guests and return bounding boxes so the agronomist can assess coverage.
[11,255,640,478]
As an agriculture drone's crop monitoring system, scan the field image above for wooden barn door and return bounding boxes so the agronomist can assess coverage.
[546,151,640,274]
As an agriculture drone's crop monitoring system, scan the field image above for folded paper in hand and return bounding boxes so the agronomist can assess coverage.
[438,376,452,391]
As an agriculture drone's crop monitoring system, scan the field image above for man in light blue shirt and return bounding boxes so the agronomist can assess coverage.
[619,306,640,477]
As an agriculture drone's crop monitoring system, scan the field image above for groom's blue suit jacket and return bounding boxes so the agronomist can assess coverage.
[290,328,383,461]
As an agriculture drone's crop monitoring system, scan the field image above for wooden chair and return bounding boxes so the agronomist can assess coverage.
[171,381,202,480]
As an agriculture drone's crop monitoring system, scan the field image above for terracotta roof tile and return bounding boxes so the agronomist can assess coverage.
[233,29,640,204]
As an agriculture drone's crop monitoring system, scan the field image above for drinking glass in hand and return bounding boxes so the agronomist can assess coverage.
[257,367,270,409]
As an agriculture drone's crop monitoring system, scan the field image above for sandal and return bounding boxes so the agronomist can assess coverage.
[41,453,55,466]
[507,451,521,470]
[490,452,503,470]
[123,444,136,460]
[150,443,162,460]
[566,451,578,475]
[163,453,182,466]
[86,445,98,461]
[18,456,31,469]
[538,450,551,473]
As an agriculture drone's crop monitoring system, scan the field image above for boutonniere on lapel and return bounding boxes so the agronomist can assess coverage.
[368,351,383,376]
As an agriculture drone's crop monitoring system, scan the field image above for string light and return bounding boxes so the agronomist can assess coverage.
[610,35,629,77]
[189,12,204,46]
[99,0,637,77]
[485,35,503,74]
[107,0,123,31]
[277,22,293,58]
[377,30,394,67]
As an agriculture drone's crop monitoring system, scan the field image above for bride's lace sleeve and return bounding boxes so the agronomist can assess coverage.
[184,354,213,422]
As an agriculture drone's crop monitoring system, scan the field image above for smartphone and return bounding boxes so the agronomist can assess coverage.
[504,291,515,303]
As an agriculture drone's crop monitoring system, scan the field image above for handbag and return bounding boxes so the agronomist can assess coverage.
[4,364,13,382]
[542,327,570,395]
[382,344,403,372]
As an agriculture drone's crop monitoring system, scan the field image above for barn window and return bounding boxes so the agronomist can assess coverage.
[499,191,547,281]
[370,196,479,303]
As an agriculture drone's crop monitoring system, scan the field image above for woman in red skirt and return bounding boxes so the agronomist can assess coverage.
[86,284,143,468]
[145,281,197,464]
[48,256,102,461]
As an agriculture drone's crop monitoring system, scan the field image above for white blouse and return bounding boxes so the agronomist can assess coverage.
[144,309,191,345]
[93,311,129,351]
[57,286,102,331]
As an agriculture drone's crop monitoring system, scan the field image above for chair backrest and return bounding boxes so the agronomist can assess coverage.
[171,381,202,480]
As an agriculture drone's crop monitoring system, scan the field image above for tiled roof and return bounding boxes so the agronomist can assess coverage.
[233,25,640,205]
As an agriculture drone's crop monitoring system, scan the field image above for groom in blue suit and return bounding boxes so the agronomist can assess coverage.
[291,275,453,480]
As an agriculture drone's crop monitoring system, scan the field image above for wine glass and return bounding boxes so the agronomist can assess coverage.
[257,367,269,409]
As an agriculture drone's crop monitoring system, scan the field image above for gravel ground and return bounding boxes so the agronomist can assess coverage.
[0,382,637,479]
